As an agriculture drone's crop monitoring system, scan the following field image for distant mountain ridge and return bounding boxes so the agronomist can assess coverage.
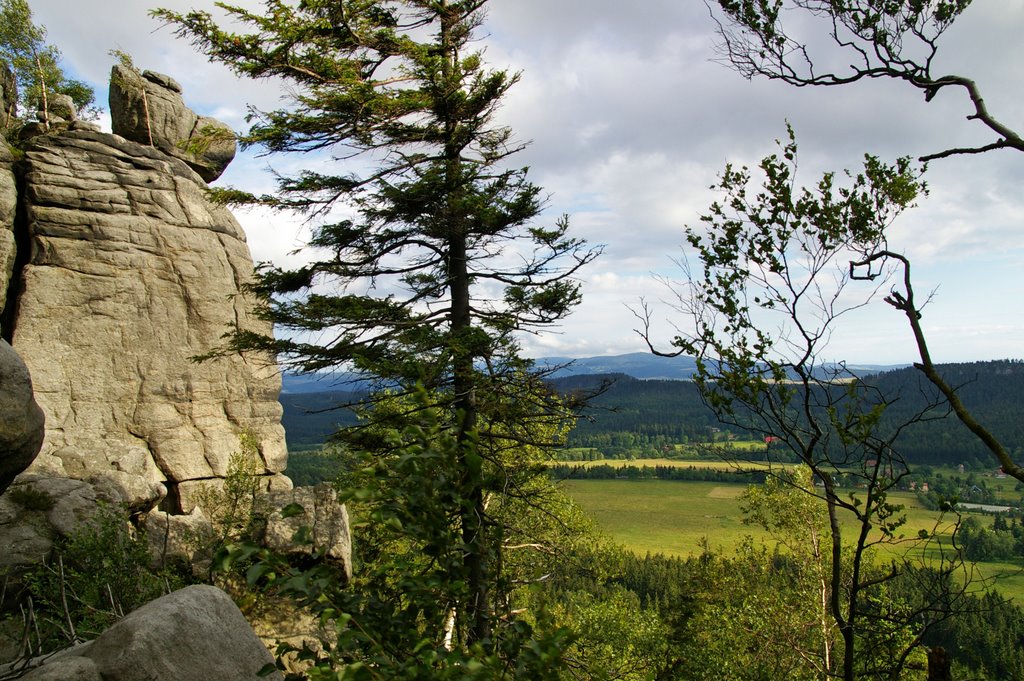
[281,351,907,392]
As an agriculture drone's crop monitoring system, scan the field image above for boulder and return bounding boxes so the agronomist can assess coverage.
[144,506,213,572]
[0,475,121,571]
[14,585,282,681]
[21,655,102,681]
[9,130,286,512]
[264,484,352,584]
[109,65,236,182]
[36,93,77,130]
[0,340,45,494]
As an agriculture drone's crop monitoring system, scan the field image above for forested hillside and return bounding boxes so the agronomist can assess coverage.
[282,359,1024,467]
[280,390,362,452]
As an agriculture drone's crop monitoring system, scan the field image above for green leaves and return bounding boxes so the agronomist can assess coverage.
[0,0,96,129]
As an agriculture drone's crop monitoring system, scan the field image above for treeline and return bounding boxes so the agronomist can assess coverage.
[280,361,1024,467]
[959,513,1024,562]
[866,360,1024,466]
[279,390,362,452]
[537,545,1024,680]
[552,361,1024,466]
[551,373,745,457]
[549,463,765,484]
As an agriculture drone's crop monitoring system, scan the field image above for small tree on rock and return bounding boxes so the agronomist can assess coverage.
[0,0,95,132]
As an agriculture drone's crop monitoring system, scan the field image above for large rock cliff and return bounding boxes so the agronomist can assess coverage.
[0,67,349,676]
[0,72,288,515]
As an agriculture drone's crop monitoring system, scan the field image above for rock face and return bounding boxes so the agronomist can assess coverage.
[0,62,14,126]
[264,484,353,583]
[6,129,287,511]
[0,140,16,317]
[0,340,45,494]
[15,585,283,681]
[109,65,236,182]
[0,475,119,570]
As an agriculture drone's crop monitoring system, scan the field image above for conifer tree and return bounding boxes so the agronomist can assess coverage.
[153,0,598,655]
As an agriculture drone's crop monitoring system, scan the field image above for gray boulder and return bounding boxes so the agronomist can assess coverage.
[0,475,121,571]
[264,484,352,584]
[16,585,282,681]
[19,649,101,681]
[0,340,45,494]
[37,93,76,127]
[109,65,236,182]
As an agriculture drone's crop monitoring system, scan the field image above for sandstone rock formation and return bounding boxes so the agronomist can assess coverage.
[0,341,45,494]
[7,129,287,511]
[0,67,349,612]
[0,140,16,316]
[11,585,283,681]
[109,65,236,182]
[0,475,119,570]
[0,62,14,128]
[265,483,353,583]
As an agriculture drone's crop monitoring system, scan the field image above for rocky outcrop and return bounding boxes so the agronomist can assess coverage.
[0,140,16,317]
[0,62,14,127]
[145,483,351,583]
[0,67,349,607]
[7,129,287,511]
[0,340,44,494]
[109,65,236,182]
[11,585,283,681]
[265,484,352,583]
[0,475,119,570]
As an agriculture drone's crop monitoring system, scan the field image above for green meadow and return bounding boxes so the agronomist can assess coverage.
[560,477,1024,601]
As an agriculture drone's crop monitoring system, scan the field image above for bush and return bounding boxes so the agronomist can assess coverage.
[12,504,183,655]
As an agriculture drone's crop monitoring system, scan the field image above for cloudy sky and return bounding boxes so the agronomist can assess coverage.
[24,0,1024,364]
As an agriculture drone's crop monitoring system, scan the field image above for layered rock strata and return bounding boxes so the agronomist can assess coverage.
[7,129,288,511]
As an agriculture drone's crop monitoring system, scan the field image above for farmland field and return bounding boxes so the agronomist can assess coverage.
[560,477,1024,600]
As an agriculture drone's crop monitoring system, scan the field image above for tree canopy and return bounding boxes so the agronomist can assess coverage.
[711,0,1024,483]
[153,0,599,672]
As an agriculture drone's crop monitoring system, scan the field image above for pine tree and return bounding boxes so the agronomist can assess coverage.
[153,0,598,659]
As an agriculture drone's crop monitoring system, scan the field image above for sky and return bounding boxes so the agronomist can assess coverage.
[22,0,1024,365]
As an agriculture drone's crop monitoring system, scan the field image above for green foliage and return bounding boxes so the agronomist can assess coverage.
[0,0,96,131]
[216,390,577,679]
[676,127,924,404]
[285,448,344,486]
[6,484,55,511]
[539,588,669,681]
[14,504,181,655]
[193,432,267,547]
[645,127,974,680]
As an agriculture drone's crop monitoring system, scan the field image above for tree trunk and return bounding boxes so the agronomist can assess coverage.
[440,0,490,646]
[926,647,952,681]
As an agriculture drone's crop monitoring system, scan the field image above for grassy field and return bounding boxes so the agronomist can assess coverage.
[561,477,1024,600]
